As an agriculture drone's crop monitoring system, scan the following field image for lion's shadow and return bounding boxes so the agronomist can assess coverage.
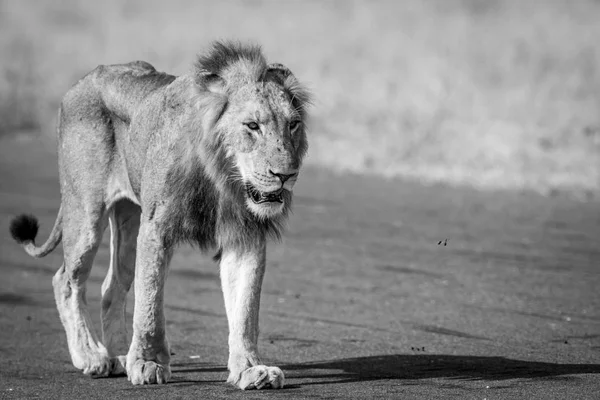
[172,354,600,386]
[284,354,600,385]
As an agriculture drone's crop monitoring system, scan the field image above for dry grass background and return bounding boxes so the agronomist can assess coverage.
[1,0,599,195]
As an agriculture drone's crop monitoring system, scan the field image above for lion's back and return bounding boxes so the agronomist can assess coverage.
[55,61,177,194]
[60,61,176,126]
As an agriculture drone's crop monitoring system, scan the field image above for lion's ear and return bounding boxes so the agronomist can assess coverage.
[265,63,293,85]
[196,70,227,94]
[266,63,312,113]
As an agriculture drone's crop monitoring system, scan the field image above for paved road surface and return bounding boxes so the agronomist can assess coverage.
[1,135,599,399]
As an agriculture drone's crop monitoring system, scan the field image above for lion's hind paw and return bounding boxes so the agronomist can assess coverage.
[82,357,111,378]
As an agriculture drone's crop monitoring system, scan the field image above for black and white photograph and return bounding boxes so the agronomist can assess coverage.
[1,1,599,398]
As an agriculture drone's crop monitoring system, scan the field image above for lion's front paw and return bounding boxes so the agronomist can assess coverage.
[127,359,171,385]
[231,365,285,390]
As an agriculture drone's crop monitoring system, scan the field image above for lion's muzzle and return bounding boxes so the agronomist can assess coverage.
[245,184,284,204]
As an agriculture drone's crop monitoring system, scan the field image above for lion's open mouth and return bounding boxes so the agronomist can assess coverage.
[246,184,284,204]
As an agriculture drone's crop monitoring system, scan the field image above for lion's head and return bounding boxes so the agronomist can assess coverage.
[190,42,311,220]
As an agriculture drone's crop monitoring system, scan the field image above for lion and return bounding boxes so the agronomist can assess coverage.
[9,41,310,390]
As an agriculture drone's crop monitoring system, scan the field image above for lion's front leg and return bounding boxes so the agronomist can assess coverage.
[220,238,284,390]
[126,218,172,385]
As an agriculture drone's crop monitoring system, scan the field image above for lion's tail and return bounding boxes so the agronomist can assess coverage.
[10,206,63,258]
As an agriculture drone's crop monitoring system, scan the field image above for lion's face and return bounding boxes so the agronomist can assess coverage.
[193,46,310,220]
[222,82,306,219]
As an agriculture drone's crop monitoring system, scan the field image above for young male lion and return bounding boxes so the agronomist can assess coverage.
[9,41,310,390]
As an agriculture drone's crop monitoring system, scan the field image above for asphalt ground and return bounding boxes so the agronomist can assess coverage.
[1,135,599,399]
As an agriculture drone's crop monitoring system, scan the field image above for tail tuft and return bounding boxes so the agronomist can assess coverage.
[10,214,39,244]
[212,247,223,263]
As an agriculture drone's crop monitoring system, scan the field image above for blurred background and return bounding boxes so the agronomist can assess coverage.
[1,0,599,195]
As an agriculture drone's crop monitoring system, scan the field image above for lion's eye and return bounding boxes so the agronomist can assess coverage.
[246,122,260,131]
[290,120,301,131]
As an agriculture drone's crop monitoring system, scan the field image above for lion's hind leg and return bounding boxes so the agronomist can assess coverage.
[52,206,112,377]
[101,200,140,376]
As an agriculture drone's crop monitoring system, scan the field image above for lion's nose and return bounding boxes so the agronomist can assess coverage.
[269,170,297,184]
